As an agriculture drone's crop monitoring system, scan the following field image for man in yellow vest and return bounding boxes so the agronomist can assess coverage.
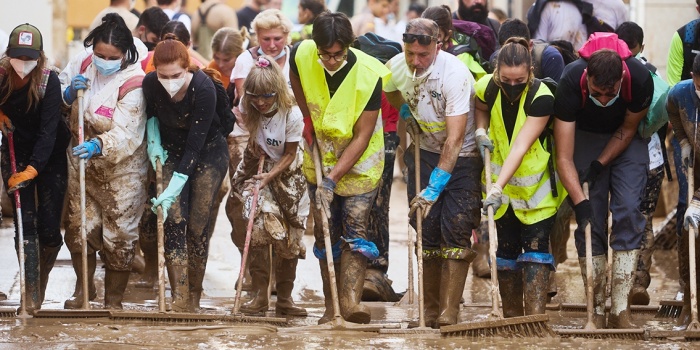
[289,11,390,325]
[384,18,481,328]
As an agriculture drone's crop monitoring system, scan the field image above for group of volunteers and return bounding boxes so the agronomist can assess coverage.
[2,0,700,334]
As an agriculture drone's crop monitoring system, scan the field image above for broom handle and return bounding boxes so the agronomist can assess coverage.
[583,182,596,330]
[233,155,265,313]
[78,89,90,310]
[155,159,166,313]
[406,223,414,305]
[688,159,700,330]
[484,149,502,319]
[8,132,27,317]
[312,143,343,321]
[414,141,425,327]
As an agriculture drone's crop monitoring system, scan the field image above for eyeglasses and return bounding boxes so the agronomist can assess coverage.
[403,33,437,46]
[317,49,347,62]
[245,91,277,101]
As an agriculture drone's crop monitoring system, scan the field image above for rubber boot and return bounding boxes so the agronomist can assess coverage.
[361,268,399,302]
[38,243,62,304]
[578,255,608,329]
[275,258,307,317]
[188,263,206,311]
[421,258,442,328]
[64,252,97,309]
[318,259,341,325]
[135,240,157,288]
[235,247,253,292]
[240,247,270,314]
[103,270,130,309]
[338,250,371,323]
[607,250,639,329]
[167,264,190,312]
[523,263,549,315]
[629,283,650,306]
[19,237,41,313]
[471,243,491,278]
[437,259,470,326]
[498,270,524,318]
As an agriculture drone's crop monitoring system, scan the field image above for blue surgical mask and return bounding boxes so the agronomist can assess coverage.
[257,47,286,60]
[93,55,122,76]
[589,79,622,108]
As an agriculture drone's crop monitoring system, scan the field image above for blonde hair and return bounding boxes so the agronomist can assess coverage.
[252,9,293,44]
[0,53,48,112]
[242,55,296,153]
[211,27,246,59]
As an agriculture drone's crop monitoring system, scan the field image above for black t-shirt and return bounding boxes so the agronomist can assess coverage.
[553,57,654,134]
[500,94,553,140]
[236,6,258,31]
[143,70,222,176]
[0,71,70,172]
[290,43,382,111]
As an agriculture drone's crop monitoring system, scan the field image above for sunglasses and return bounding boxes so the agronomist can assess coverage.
[245,91,277,101]
[403,33,436,45]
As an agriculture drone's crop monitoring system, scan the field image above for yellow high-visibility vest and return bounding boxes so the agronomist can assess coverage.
[296,40,390,196]
[475,74,566,224]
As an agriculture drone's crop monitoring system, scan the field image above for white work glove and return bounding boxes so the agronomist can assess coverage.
[482,183,503,215]
[684,197,700,231]
[475,128,494,160]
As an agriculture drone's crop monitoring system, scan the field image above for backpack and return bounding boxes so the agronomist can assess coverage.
[577,32,633,108]
[637,61,670,139]
[448,19,498,73]
[483,77,559,197]
[196,70,236,136]
[527,0,615,39]
[678,18,700,81]
[353,33,402,64]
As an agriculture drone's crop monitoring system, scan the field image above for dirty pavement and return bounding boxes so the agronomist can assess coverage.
[0,171,693,349]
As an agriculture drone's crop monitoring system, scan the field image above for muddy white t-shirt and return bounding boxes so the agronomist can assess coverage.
[384,51,477,157]
[253,106,303,162]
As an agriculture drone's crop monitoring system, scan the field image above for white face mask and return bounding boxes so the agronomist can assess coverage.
[10,58,38,79]
[406,56,436,82]
[159,77,187,98]
[317,59,348,77]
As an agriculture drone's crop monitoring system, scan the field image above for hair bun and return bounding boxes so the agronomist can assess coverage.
[162,33,179,41]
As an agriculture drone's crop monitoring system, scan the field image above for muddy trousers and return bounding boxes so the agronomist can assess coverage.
[2,148,67,311]
[678,226,700,327]
[631,164,664,305]
[495,207,555,317]
[163,138,228,311]
[367,132,398,273]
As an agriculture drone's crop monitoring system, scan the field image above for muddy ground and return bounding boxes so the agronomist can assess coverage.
[0,171,694,349]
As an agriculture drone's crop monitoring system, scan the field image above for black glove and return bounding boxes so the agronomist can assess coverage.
[574,199,593,229]
[580,160,603,188]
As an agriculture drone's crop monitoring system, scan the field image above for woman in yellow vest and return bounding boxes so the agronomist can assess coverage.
[474,37,565,317]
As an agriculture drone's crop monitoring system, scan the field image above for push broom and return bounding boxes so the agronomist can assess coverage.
[441,149,553,338]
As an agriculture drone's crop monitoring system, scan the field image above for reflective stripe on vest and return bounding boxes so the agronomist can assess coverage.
[296,40,390,196]
[482,79,565,224]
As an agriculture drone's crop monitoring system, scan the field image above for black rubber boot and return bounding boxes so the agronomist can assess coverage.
[275,258,307,317]
[498,270,524,318]
[437,259,470,326]
[167,264,190,312]
[339,250,371,324]
[38,243,61,305]
[189,260,206,311]
[240,247,270,314]
[135,240,158,289]
[523,263,549,315]
[18,236,41,313]
[103,270,130,310]
[64,252,97,309]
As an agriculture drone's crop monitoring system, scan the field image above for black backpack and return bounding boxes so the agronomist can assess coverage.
[189,70,236,137]
[483,78,559,197]
[527,0,615,39]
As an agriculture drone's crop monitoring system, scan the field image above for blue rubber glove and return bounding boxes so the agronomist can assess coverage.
[63,75,88,104]
[151,172,188,220]
[399,103,411,120]
[408,167,451,219]
[72,138,102,159]
[146,117,168,170]
[399,104,421,136]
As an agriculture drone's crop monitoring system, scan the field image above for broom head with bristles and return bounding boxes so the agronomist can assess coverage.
[440,314,554,338]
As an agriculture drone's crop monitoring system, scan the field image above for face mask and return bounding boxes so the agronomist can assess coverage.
[159,77,187,98]
[589,78,623,108]
[317,59,348,77]
[259,46,286,61]
[501,82,527,102]
[143,41,157,51]
[10,58,38,79]
[93,55,122,76]
[406,53,437,82]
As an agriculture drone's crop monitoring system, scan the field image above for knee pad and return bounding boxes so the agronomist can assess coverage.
[517,252,555,271]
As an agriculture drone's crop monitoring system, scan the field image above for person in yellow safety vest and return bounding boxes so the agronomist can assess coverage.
[384,18,482,328]
[475,37,566,318]
[289,11,390,325]
[422,5,487,81]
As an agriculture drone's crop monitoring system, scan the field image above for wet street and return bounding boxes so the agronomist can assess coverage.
[0,172,695,349]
